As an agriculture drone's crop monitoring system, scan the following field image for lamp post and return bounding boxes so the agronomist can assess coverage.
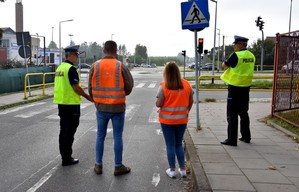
[35,33,46,66]
[111,34,114,40]
[59,19,74,63]
[210,0,217,83]
[289,0,293,33]
[217,28,220,72]
[51,27,54,42]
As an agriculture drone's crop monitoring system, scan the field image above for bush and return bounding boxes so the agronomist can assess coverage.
[0,59,34,69]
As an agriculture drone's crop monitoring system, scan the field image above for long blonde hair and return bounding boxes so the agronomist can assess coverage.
[163,61,183,90]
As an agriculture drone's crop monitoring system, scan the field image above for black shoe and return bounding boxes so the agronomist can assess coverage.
[62,158,79,166]
[94,164,103,174]
[114,164,131,176]
[239,138,250,143]
[221,139,237,146]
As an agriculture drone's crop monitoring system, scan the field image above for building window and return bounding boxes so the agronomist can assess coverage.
[1,39,9,48]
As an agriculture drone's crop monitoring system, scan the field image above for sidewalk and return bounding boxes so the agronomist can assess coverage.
[1,88,299,192]
[186,101,299,192]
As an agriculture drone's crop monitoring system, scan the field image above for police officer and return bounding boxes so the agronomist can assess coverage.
[220,36,255,146]
[53,45,93,166]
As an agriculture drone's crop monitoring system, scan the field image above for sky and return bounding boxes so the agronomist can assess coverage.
[0,0,298,57]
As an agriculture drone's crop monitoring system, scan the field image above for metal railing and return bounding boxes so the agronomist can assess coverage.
[198,75,273,88]
[24,72,55,99]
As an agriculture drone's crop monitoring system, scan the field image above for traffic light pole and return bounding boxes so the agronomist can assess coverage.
[194,30,201,130]
[261,29,264,71]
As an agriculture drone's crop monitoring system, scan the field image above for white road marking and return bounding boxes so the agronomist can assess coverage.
[15,105,56,118]
[148,81,157,88]
[46,103,93,120]
[125,104,141,121]
[156,129,162,135]
[135,83,145,88]
[0,102,46,116]
[26,166,57,192]
[148,107,159,123]
[151,166,160,187]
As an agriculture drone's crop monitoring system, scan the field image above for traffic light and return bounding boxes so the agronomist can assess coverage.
[197,38,204,54]
[256,16,261,26]
[259,21,264,30]
[181,50,186,57]
[204,49,208,54]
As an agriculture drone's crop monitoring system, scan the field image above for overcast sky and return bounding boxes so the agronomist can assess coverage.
[0,0,298,57]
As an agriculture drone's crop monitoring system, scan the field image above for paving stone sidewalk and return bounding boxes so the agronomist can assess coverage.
[186,101,299,192]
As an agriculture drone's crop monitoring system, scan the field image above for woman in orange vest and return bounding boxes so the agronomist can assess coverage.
[156,61,193,178]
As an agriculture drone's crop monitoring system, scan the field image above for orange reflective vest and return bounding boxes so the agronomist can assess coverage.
[158,79,192,125]
[91,59,125,104]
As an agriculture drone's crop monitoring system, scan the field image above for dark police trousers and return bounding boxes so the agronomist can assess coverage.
[226,85,251,144]
[58,104,80,161]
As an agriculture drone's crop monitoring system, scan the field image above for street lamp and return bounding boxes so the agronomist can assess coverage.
[35,33,46,66]
[59,19,74,63]
[210,0,217,83]
[111,34,114,40]
[217,28,220,72]
[51,27,54,42]
[289,0,293,33]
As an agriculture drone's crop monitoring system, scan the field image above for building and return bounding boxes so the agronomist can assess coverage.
[0,27,60,65]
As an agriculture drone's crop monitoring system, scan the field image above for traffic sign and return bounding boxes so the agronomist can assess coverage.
[181,0,209,30]
[18,45,31,59]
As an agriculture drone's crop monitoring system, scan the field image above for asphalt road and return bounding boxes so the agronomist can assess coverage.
[0,67,272,192]
[0,67,192,192]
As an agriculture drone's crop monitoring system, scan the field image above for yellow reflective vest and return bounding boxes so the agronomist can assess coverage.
[53,62,81,104]
[221,50,255,87]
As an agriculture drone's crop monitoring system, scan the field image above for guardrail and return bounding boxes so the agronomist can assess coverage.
[198,75,273,88]
[24,72,55,99]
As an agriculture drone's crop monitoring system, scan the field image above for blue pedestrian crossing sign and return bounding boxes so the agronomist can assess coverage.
[181,0,209,30]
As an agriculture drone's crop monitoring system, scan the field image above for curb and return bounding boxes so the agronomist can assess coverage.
[267,119,299,141]
[184,128,212,192]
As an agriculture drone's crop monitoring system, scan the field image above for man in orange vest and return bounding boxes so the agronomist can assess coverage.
[88,40,134,176]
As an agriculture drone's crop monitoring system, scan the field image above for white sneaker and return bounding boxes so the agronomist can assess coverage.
[178,168,187,178]
[166,168,176,178]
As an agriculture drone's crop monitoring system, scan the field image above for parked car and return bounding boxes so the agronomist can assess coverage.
[77,63,91,73]
[150,63,157,68]
[281,60,299,73]
[141,63,151,68]
[201,63,218,71]
[78,63,91,69]
[188,63,200,69]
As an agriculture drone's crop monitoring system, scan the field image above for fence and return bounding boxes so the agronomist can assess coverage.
[272,30,299,128]
[24,72,55,99]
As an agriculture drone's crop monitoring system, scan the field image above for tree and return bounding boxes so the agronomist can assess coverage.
[48,41,58,49]
[249,39,274,66]
[134,44,148,63]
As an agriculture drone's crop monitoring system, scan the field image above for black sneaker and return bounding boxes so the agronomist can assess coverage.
[114,164,131,176]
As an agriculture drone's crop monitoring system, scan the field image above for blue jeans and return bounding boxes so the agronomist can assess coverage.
[161,123,186,169]
[95,111,125,167]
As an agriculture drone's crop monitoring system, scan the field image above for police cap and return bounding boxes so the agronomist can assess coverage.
[64,45,80,54]
[233,35,249,44]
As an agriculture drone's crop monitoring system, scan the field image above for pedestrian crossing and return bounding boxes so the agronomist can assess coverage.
[0,101,160,123]
[134,80,159,89]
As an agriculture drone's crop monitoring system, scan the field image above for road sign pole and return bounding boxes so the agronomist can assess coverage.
[21,33,31,96]
[194,30,201,130]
